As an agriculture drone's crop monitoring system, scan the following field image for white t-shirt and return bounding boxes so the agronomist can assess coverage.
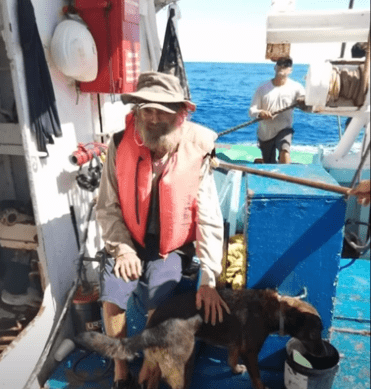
[249,78,305,141]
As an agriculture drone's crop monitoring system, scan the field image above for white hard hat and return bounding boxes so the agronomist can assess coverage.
[51,19,98,82]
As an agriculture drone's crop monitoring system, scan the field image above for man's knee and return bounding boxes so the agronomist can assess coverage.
[279,149,291,164]
[102,301,127,338]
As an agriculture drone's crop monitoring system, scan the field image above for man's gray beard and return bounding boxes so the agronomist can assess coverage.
[137,120,182,156]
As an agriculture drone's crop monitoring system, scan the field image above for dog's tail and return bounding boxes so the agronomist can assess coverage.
[75,316,202,361]
[74,331,137,360]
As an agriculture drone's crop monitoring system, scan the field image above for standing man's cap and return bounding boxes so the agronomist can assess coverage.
[121,72,196,113]
[276,57,293,68]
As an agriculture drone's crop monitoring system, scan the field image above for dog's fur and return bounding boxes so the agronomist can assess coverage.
[75,288,325,389]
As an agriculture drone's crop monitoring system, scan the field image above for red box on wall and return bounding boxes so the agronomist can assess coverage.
[74,0,140,94]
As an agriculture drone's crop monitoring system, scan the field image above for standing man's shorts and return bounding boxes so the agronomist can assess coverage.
[99,234,183,311]
[258,127,294,163]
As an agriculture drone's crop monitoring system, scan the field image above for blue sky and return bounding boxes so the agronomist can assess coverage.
[156,0,370,63]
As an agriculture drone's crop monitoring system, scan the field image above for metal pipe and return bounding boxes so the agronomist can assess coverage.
[340,0,355,58]
[337,116,343,140]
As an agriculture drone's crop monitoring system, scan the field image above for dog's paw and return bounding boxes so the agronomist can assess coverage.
[74,331,103,349]
[232,364,247,374]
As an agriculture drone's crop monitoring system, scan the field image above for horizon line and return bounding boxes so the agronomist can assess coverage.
[184,61,311,65]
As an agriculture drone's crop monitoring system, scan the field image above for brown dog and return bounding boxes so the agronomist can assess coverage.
[75,288,326,389]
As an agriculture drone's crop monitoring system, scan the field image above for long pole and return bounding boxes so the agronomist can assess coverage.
[216,102,299,139]
[339,0,355,58]
[217,160,350,195]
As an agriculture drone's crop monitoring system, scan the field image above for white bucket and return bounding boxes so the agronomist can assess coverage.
[285,338,340,389]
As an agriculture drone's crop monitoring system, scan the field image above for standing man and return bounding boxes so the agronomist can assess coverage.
[96,72,229,389]
[249,57,305,164]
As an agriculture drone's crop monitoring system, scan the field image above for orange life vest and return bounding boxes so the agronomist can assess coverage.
[116,112,216,256]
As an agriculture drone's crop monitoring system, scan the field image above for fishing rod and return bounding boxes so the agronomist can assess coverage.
[216,101,301,139]
[216,159,350,195]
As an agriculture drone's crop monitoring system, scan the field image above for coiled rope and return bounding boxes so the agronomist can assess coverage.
[328,65,366,106]
[328,34,370,107]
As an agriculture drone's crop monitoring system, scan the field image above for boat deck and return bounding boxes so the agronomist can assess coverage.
[45,257,370,389]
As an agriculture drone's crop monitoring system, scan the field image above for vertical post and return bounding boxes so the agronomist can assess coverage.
[339,0,355,58]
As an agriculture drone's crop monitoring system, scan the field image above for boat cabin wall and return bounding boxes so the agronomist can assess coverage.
[0,0,130,309]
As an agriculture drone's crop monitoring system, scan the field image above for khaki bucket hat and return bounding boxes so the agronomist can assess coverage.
[121,71,196,113]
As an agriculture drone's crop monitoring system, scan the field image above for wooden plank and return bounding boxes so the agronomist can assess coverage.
[217,160,350,195]
[0,145,24,155]
[0,223,38,250]
[265,43,291,61]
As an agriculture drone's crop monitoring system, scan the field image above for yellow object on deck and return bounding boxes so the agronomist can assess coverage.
[219,234,247,290]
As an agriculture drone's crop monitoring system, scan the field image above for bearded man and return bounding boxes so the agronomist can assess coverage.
[95,72,229,389]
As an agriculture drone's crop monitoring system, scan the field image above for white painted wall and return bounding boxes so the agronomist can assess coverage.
[0,0,136,386]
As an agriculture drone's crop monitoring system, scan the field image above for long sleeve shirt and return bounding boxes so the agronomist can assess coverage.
[95,131,224,288]
[249,78,305,142]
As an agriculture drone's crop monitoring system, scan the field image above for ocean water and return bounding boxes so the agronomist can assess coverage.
[184,62,363,153]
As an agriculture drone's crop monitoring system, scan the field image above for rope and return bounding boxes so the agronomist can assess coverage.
[361,32,370,104]
[216,101,300,139]
[344,138,370,255]
[328,52,370,107]
[349,139,370,190]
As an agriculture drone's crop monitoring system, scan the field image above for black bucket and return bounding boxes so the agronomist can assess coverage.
[285,338,340,389]
[71,285,102,333]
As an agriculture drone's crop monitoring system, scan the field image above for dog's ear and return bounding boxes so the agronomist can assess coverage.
[285,310,323,342]
[74,332,136,360]
[284,307,305,335]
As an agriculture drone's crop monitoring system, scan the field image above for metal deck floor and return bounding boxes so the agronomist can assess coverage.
[45,258,370,389]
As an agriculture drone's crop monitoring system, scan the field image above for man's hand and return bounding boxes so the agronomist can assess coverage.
[258,110,273,120]
[114,252,142,282]
[196,285,231,326]
[347,180,370,206]
[296,96,312,112]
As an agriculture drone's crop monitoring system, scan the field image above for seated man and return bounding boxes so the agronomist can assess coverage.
[96,71,230,389]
